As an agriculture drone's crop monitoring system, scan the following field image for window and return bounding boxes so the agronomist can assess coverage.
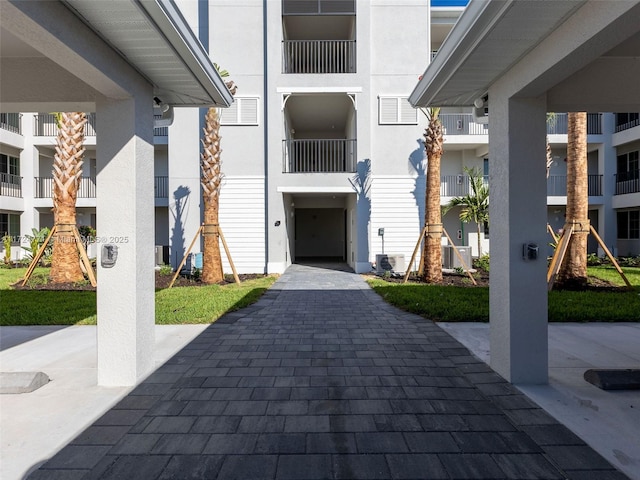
[617,210,640,239]
[378,97,418,125]
[0,213,20,240]
[220,97,259,126]
[0,154,20,177]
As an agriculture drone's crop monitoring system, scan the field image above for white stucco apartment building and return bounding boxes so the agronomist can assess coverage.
[1,0,639,275]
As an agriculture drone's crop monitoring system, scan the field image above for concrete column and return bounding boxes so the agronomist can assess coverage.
[488,94,548,384]
[167,107,201,269]
[95,95,155,386]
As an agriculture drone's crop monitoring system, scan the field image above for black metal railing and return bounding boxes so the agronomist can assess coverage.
[0,173,22,197]
[283,40,356,73]
[615,170,640,195]
[0,113,21,134]
[34,113,97,136]
[283,139,356,173]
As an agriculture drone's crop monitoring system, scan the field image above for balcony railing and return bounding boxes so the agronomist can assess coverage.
[0,113,21,134]
[440,174,603,197]
[546,174,603,196]
[34,113,97,136]
[0,173,22,198]
[546,113,602,135]
[283,139,356,173]
[33,176,169,199]
[440,175,488,197]
[615,170,640,195]
[283,40,356,74]
[34,176,97,198]
[153,115,169,137]
[439,114,488,135]
[615,117,640,132]
[155,176,168,198]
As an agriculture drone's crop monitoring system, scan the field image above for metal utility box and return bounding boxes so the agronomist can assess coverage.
[376,254,406,274]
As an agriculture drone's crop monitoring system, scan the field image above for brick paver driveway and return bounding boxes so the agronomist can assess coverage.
[28,263,628,479]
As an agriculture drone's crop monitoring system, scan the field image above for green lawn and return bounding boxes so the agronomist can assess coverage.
[0,267,276,326]
[367,266,640,323]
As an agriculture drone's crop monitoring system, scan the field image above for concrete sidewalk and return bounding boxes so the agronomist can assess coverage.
[1,264,637,479]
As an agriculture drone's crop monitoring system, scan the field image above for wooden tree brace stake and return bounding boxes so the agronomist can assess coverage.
[403,227,427,283]
[169,225,203,289]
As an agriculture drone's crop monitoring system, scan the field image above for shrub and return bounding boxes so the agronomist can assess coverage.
[158,264,173,276]
[473,253,490,272]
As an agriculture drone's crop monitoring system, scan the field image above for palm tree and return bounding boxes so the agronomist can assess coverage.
[443,166,489,258]
[421,107,443,283]
[50,112,86,283]
[557,112,588,288]
[201,65,237,284]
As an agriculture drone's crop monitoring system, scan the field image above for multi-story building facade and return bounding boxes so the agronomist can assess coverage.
[1,0,639,273]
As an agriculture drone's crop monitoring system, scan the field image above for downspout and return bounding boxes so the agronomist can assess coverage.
[262,0,269,273]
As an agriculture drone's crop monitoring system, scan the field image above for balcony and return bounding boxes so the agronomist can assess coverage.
[33,176,169,199]
[546,113,602,135]
[615,170,640,195]
[440,174,488,197]
[439,174,603,197]
[615,113,640,132]
[34,113,97,137]
[283,40,356,73]
[283,139,356,173]
[0,173,22,198]
[439,114,488,135]
[546,174,603,196]
[0,113,21,134]
[34,176,97,198]
[155,176,168,198]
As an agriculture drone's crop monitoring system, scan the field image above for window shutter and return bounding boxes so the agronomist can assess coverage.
[220,97,259,125]
[379,97,417,125]
[399,98,418,124]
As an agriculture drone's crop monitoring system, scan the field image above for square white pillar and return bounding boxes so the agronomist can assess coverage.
[96,96,155,386]
[488,95,548,384]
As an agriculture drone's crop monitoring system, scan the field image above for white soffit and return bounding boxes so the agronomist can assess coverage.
[410,0,586,107]
[62,0,232,108]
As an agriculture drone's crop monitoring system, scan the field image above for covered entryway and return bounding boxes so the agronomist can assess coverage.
[285,192,356,267]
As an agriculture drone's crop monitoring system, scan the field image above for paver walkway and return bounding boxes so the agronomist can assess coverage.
[28,264,628,479]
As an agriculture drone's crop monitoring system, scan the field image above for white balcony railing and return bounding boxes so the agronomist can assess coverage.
[33,176,169,199]
[546,113,602,135]
[283,139,356,173]
[440,174,603,197]
[34,113,97,137]
[439,114,488,136]
[283,40,356,73]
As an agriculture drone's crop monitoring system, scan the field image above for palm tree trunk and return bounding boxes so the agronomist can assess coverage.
[422,109,443,283]
[557,112,588,288]
[51,112,86,283]
[201,107,224,284]
[476,223,482,259]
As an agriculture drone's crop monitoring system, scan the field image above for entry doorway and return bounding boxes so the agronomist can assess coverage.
[294,208,346,261]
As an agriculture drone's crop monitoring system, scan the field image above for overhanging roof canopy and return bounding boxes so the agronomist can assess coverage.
[409,0,587,107]
[61,0,233,108]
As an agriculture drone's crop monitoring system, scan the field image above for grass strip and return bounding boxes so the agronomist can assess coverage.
[0,267,276,326]
[367,266,640,323]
